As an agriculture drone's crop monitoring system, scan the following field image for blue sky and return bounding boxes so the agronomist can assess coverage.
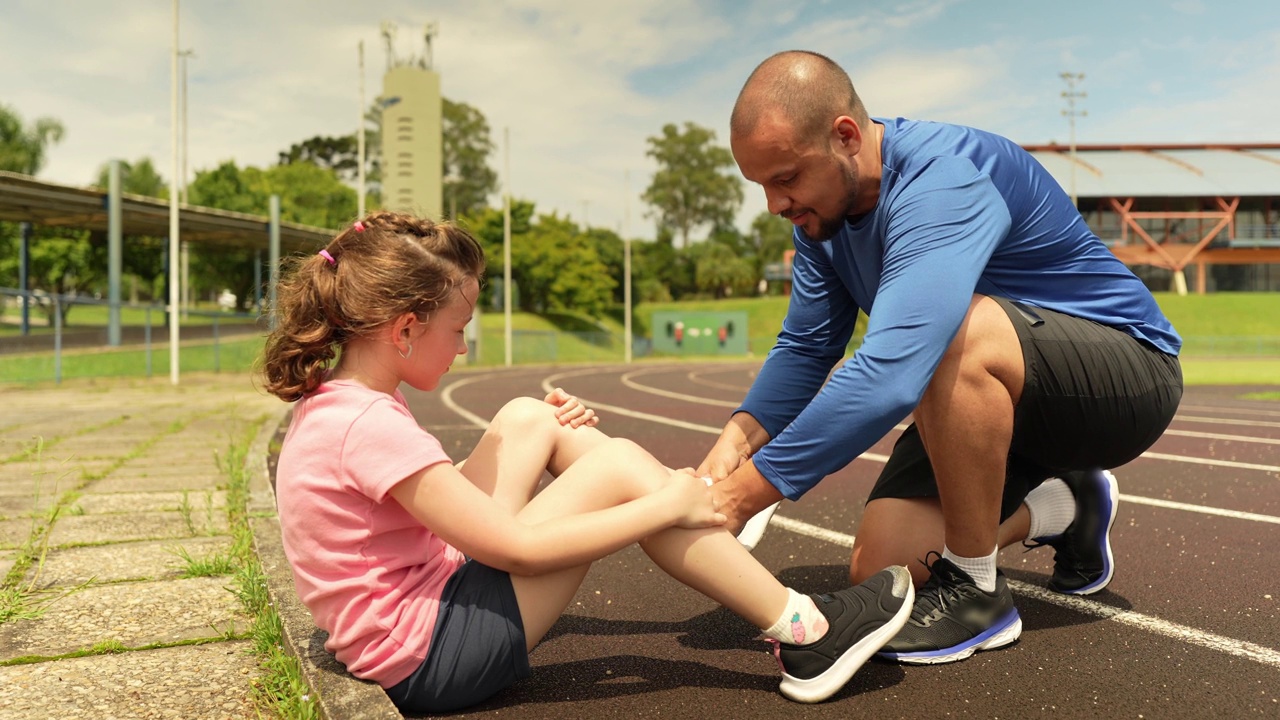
[3,0,1277,239]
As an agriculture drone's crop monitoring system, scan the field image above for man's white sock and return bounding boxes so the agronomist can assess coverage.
[1025,477,1076,540]
[762,588,829,646]
[943,546,998,593]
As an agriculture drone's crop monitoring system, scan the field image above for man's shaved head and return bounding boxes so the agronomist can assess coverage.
[731,51,867,147]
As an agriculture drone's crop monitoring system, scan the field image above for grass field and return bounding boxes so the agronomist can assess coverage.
[2,292,1276,387]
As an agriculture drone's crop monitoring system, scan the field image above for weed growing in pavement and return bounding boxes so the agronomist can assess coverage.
[167,545,238,578]
[178,491,195,535]
[218,416,319,720]
[0,441,91,625]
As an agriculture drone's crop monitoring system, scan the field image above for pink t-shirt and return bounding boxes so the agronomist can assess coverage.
[275,379,466,687]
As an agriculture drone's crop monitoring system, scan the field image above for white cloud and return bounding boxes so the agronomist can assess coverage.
[3,0,1277,241]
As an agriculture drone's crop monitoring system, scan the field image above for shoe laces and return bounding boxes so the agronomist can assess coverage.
[909,551,975,622]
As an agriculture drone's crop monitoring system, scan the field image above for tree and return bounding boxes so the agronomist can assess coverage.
[443,98,498,217]
[747,211,794,286]
[184,160,357,310]
[277,97,498,218]
[641,122,743,249]
[93,157,167,198]
[0,104,65,175]
[277,135,360,182]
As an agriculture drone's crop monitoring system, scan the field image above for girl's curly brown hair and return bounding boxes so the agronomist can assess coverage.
[261,211,485,402]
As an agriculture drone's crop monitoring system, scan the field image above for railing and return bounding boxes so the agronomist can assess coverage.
[1,288,264,385]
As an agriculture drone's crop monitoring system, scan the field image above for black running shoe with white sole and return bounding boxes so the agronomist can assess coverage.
[774,566,914,703]
[1039,469,1119,595]
[877,553,1021,665]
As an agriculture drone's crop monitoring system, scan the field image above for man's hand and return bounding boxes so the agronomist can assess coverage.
[709,460,784,535]
[695,437,749,483]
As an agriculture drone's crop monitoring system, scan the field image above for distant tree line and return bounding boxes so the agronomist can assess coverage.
[0,100,793,325]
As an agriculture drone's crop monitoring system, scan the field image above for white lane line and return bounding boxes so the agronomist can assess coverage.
[1180,404,1280,418]
[1162,428,1280,446]
[440,375,495,430]
[1120,494,1280,524]
[621,369,740,408]
[687,369,754,393]
[771,514,1280,669]
[1137,452,1280,473]
[1174,415,1280,429]
[533,371,1279,521]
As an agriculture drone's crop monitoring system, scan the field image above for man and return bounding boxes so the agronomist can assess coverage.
[700,50,1183,665]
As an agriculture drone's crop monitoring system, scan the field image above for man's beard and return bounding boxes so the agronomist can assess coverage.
[806,163,860,242]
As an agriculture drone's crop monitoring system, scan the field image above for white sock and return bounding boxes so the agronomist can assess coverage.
[943,546,998,593]
[762,589,829,646]
[1025,477,1076,540]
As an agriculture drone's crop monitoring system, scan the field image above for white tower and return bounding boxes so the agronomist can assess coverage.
[380,22,443,219]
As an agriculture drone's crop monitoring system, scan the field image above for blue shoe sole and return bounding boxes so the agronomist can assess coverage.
[1059,469,1119,596]
[876,607,1023,665]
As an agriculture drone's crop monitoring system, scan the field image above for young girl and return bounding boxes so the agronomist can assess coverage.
[261,211,913,713]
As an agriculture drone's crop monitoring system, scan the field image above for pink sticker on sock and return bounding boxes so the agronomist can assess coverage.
[790,612,805,644]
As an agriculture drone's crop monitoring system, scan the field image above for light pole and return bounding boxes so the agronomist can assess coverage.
[623,170,632,364]
[357,40,366,218]
[168,0,181,385]
[503,127,512,367]
[443,173,462,219]
[179,48,194,317]
[1060,72,1087,210]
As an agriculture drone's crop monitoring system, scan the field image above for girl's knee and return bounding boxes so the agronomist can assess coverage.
[493,397,557,434]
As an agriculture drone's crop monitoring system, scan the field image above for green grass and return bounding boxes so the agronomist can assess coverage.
[3,292,1278,386]
[0,301,259,331]
[0,336,264,384]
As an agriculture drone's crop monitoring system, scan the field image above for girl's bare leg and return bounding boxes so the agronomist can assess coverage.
[512,437,789,649]
[459,397,611,514]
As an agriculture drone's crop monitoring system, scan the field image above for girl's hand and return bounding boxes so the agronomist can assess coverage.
[665,468,727,529]
[543,387,600,429]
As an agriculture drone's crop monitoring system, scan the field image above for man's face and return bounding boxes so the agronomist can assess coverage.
[731,116,859,242]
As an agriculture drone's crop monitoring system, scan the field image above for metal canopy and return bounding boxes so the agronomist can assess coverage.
[1022,143,1280,199]
[0,170,333,253]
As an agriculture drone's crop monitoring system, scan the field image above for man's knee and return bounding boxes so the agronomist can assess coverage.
[925,295,1024,406]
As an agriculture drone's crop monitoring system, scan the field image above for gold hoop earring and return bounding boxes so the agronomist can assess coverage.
[398,344,413,360]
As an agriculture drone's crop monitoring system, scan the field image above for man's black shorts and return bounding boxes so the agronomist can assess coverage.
[867,297,1183,520]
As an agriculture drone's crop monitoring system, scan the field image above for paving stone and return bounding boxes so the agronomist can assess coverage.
[0,517,34,550]
[24,537,235,588]
[1,550,15,579]
[89,474,228,494]
[0,641,257,719]
[0,577,247,660]
[73,490,227,516]
[46,512,225,547]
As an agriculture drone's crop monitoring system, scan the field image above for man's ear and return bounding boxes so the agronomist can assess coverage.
[832,115,862,157]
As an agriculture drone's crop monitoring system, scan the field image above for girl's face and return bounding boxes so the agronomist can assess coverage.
[401,276,479,391]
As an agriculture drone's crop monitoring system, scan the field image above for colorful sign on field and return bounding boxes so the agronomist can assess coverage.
[650,311,749,355]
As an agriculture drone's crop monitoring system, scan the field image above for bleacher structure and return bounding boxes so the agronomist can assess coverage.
[1026,143,1280,293]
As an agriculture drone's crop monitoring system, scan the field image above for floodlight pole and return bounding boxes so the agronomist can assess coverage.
[623,170,632,364]
[1060,72,1087,210]
[179,48,194,318]
[357,40,366,218]
[503,126,513,367]
[169,0,181,385]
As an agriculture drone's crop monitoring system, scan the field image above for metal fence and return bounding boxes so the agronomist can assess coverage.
[4,287,1277,385]
[1,288,264,385]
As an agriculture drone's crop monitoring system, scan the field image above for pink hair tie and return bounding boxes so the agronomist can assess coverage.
[353,221,365,232]
[318,249,336,267]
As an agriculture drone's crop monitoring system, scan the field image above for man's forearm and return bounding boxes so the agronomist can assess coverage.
[723,411,771,458]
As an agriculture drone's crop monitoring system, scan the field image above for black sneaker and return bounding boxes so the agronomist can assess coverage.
[1035,469,1119,595]
[876,553,1021,665]
[774,566,914,703]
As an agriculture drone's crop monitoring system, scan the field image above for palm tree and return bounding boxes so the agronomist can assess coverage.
[0,103,65,175]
